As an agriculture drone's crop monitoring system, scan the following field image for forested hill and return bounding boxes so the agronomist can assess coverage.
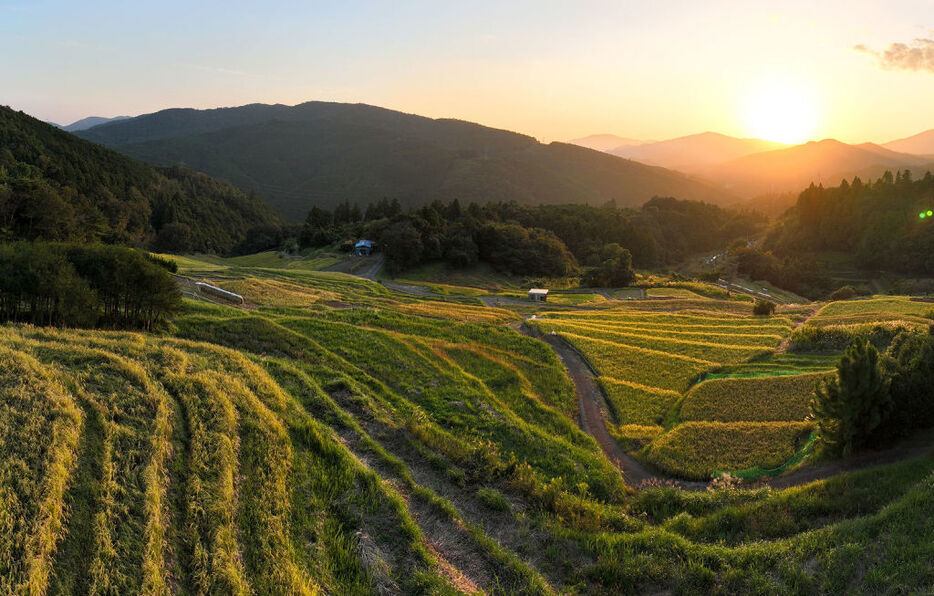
[76,101,731,219]
[0,106,279,253]
[765,171,934,274]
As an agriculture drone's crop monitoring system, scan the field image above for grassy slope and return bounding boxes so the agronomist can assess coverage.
[0,267,932,594]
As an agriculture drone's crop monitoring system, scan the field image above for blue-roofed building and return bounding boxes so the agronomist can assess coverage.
[354,239,375,256]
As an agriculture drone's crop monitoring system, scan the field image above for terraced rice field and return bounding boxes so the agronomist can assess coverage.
[808,296,934,327]
[527,307,833,478]
[2,268,933,594]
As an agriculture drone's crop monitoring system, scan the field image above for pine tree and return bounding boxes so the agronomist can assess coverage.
[810,340,892,457]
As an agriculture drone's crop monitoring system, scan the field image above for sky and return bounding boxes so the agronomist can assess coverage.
[2,0,934,144]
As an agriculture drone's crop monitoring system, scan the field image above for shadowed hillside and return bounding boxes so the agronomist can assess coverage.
[0,106,279,253]
[76,101,731,219]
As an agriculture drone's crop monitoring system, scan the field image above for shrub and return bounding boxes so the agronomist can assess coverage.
[753,299,776,316]
[810,340,892,457]
[476,487,510,512]
[828,285,857,301]
[788,321,921,353]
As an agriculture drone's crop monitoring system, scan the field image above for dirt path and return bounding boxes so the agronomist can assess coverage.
[521,323,933,490]
[527,328,706,489]
[775,304,822,354]
[323,254,385,280]
[358,254,385,280]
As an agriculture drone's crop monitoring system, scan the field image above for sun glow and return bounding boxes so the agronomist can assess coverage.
[743,83,819,144]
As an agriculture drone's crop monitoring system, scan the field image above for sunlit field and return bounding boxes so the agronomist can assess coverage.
[2,259,932,594]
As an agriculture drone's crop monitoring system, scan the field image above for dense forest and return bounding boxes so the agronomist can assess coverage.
[766,170,934,273]
[0,106,280,254]
[299,196,765,276]
[76,101,730,218]
[0,242,181,329]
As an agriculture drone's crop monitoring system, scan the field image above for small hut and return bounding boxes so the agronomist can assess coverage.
[354,240,375,256]
[528,288,549,302]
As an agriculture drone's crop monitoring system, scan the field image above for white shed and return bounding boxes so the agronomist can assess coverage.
[528,288,549,302]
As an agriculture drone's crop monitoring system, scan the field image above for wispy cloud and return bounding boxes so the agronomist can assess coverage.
[855,38,934,73]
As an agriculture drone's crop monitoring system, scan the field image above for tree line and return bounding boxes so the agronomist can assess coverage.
[298,196,765,278]
[811,328,934,457]
[0,242,181,330]
[766,170,934,274]
[0,106,280,254]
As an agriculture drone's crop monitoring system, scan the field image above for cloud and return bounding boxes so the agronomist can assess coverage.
[856,38,934,73]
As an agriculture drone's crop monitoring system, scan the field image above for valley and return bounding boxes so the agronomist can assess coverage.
[2,247,931,594]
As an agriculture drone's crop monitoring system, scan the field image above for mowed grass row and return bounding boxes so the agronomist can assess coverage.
[532,319,776,361]
[0,326,461,595]
[540,309,794,328]
[680,372,833,423]
[558,331,716,392]
[275,315,625,501]
[0,348,82,596]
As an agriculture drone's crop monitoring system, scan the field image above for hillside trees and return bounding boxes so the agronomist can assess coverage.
[878,328,934,439]
[582,243,635,287]
[766,172,934,275]
[299,196,762,277]
[0,242,181,329]
[0,107,279,253]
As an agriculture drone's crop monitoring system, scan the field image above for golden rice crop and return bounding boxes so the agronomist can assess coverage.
[600,377,681,426]
[216,277,340,307]
[535,321,771,364]
[643,421,814,480]
[541,318,783,348]
[680,372,832,423]
[560,332,715,392]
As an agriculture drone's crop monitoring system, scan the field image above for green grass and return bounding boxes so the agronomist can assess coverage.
[3,261,934,594]
[646,287,706,299]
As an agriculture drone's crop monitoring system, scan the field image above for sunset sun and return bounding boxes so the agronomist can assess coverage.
[743,83,819,144]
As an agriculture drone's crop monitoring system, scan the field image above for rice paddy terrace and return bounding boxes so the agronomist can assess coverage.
[1,256,933,594]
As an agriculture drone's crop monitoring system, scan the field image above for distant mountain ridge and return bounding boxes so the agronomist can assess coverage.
[707,139,934,197]
[574,128,934,209]
[883,129,934,157]
[60,115,131,132]
[567,133,643,152]
[75,101,732,220]
[609,132,789,171]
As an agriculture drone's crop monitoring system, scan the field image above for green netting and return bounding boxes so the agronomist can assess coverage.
[713,431,817,482]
